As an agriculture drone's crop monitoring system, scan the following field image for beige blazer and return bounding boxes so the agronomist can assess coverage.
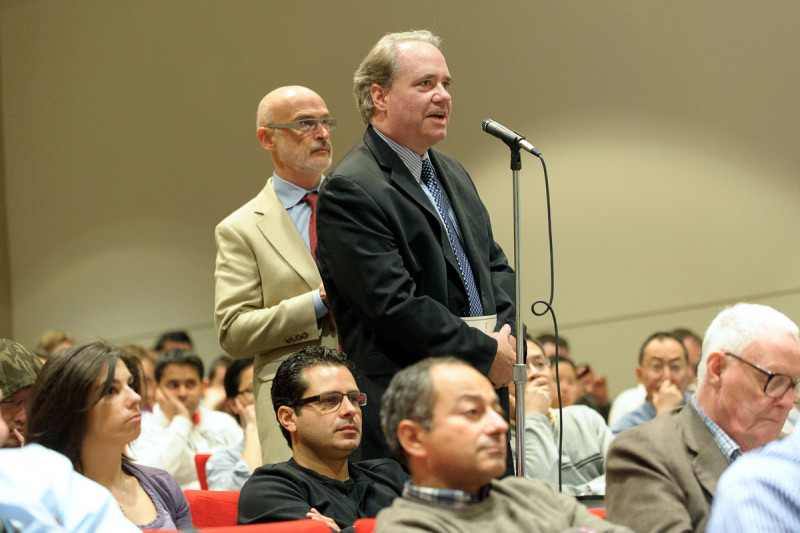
[214,179,338,463]
[605,402,729,533]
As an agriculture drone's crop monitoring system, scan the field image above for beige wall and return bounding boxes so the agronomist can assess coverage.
[1,1,798,395]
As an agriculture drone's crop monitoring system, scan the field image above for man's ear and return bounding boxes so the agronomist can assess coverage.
[396,419,428,461]
[370,84,389,114]
[704,351,725,388]
[257,127,276,152]
[635,366,644,384]
[277,405,296,433]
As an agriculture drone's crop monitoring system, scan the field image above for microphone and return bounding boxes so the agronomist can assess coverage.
[481,119,541,157]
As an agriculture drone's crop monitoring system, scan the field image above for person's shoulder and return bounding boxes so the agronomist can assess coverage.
[201,406,240,427]
[216,185,271,229]
[492,476,561,501]
[352,458,408,483]
[611,405,684,448]
[3,443,71,471]
[564,403,604,421]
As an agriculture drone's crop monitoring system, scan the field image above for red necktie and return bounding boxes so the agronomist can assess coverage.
[301,192,318,259]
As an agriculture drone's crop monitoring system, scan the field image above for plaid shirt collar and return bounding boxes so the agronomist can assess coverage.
[691,395,741,464]
[403,481,492,509]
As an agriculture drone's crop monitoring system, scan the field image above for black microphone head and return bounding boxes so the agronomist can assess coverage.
[481,118,493,132]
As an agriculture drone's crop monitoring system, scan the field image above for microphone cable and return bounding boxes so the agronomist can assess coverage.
[528,154,565,493]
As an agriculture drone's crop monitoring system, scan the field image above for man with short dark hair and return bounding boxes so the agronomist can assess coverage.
[132,349,242,489]
[316,29,518,462]
[606,303,800,532]
[375,357,631,532]
[610,331,691,434]
[0,338,42,448]
[238,346,406,531]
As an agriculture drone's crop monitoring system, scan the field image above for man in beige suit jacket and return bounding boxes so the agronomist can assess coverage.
[606,303,800,533]
[215,86,339,464]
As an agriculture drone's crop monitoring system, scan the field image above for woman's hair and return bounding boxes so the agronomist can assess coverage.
[26,341,142,472]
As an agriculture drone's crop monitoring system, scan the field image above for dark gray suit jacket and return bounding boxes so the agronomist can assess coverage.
[316,126,517,460]
[606,402,730,533]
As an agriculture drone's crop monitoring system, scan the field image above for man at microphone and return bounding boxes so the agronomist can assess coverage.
[316,29,519,462]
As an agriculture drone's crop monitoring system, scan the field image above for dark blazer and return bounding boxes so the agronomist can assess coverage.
[316,126,517,460]
[605,402,730,533]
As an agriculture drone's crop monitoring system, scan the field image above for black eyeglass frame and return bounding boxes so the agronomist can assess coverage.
[724,352,800,399]
[293,391,367,411]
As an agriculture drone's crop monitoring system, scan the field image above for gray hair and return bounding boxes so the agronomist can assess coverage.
[380,356,463,463]
[696,303,799,385]
[353,29,442,124]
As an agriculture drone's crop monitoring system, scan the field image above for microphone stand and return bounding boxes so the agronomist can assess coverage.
[508,147,528,478]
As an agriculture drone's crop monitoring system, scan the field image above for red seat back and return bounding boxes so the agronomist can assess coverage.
[199,521,331,532]
[354,517,377,533]
[184,489,240,528]
[195,453,213,490]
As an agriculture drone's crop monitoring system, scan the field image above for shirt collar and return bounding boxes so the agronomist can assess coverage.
[691,395,742,463]
[271,173,321,209]
[372,127,429,181]
[402,481,492,508]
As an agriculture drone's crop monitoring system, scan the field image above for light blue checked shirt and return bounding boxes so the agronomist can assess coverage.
[707,424,800,533]
[691,396,741,464]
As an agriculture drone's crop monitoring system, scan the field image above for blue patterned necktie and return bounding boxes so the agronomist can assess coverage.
[421,158,484,317]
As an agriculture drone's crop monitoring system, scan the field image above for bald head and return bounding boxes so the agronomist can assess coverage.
[256,86,333,189]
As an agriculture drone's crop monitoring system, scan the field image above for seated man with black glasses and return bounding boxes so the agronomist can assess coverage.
[606,303,800,533]
[238,346,406,531]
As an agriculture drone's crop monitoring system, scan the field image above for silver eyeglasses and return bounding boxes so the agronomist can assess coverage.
[295,391,366,413]
[725,352,800,399]
[266,118,337,133]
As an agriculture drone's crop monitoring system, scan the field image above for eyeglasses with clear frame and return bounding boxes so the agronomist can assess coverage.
[294,391,366,413]
[528,355,551,373]
[724,352,800,399]
[266,118,337,133]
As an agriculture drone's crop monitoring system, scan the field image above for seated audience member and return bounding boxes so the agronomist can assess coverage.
[375,357,632,533]
[122,344,159,412]
[673,327,703,391]
[0,386,140,533]
[26,342,192,530]
[707,416,800,533]
[606,303,800,533]
[607,382,646,426]
[153,330,193,353]
[536,332,569,358]
[0,338,42,448]
[239,346,406,531]
[206,357,262,490]
[204,353,233,412]
[509,340,612,495]
[549,355,581,408]
[35,329,75,363]
[574,361,611,422]
[132,348,243,489]
[610,331,691,435]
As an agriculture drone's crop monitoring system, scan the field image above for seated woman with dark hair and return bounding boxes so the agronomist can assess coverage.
[26,342,192,530]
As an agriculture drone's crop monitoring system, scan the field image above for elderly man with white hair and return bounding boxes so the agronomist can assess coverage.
[605,303,800,533]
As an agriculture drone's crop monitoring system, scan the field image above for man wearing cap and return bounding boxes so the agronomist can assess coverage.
[0,338,43,448]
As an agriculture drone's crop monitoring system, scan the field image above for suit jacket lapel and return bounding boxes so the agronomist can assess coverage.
[363,128,460,272]
[254,180,320,289]
[682,403,729,499]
